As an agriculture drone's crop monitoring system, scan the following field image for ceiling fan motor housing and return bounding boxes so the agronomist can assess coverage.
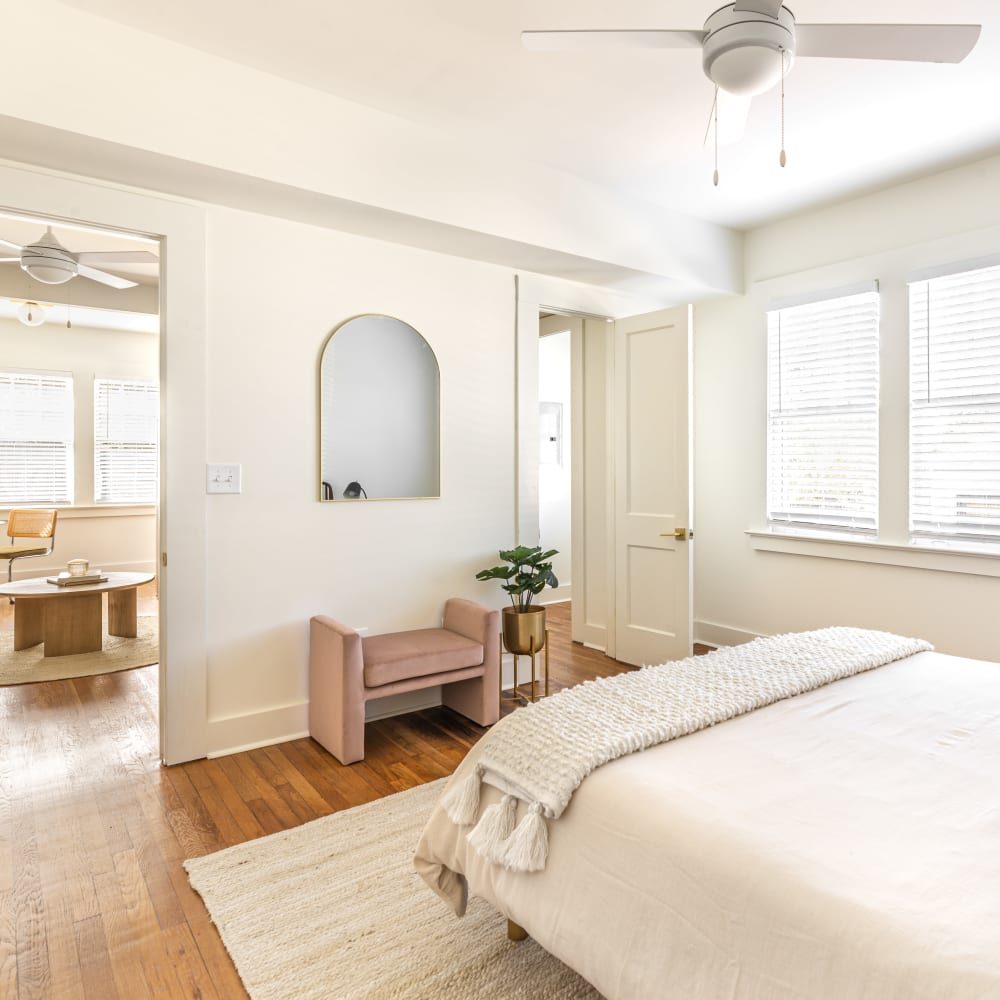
[703,4,795,97]
[19,231,77,285]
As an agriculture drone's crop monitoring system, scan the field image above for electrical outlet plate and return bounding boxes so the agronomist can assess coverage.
[206,463,241,494]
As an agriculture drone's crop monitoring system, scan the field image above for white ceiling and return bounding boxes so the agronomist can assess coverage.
[59,0,1000,230]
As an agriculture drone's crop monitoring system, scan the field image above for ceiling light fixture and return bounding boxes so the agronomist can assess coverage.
[16,301,47,327]
[701,5,794,97]
[19,228,78,285]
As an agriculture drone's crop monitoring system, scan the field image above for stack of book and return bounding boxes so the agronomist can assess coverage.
[46,570,108,587]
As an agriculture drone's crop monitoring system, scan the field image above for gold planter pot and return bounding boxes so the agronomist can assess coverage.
[502,606,546,654]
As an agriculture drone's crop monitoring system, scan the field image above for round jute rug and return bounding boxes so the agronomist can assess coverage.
[185,779,602,1000]
[0,614,158,685]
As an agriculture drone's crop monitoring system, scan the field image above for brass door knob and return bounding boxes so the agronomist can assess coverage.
[659,527,692,540]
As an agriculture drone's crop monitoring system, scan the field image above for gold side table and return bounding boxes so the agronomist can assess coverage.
[500,628,550,705]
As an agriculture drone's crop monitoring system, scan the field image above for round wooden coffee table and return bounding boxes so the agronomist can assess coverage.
[0,572,155,658]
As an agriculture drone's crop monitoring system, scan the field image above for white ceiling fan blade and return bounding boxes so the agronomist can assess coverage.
[0,257,21,263]
[75,250,160,265]
[521,29,703,51]
[703,90,753,147]
[796,23,981,63]
[0,237,23,253]
[733,1,783,18]
[77,264,138,289]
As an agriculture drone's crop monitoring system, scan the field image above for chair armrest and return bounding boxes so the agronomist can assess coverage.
[443,598,499,646]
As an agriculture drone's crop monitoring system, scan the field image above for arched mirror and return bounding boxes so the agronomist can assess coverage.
[320,314,440,500]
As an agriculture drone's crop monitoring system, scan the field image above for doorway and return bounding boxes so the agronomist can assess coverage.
[0,209,162,693]
[520,287,693,667]
[538,315,574,606]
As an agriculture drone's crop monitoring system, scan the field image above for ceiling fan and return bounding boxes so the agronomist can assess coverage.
[0,227,159,289]
[523,2,981,144]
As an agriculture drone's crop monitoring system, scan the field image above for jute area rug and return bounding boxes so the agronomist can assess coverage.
[0,614,158,685]
[185,779,601,1000]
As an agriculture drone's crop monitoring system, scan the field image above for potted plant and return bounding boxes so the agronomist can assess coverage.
[476,545,559,654]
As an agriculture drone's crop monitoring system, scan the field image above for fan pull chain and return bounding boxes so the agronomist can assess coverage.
[713,87,720,187]
[66,281,72,330]
[779,47,787,168]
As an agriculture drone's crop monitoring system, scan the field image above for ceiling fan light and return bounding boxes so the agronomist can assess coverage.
[20,228,77,285]
[21,260,76,284]
[702,4,795,97]
[707,47,790,96]
[17,301,46,326]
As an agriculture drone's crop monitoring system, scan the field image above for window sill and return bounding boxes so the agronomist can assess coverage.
[746,529,1000,579]
[0,504,155,520]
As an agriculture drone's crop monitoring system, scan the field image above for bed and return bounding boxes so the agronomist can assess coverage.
[414,641,1000,999]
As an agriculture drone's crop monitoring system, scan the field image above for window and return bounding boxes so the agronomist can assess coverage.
[0,370,74,506]
[909,263,1000,544]
[94,378,159,503]
[766,287,880,535]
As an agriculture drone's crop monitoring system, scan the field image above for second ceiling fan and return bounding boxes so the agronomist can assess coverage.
[0,227,159,290]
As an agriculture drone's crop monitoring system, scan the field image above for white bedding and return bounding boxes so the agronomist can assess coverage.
[414,650,1000,999]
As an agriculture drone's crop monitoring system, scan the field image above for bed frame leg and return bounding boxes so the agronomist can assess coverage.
[507,919,528,942]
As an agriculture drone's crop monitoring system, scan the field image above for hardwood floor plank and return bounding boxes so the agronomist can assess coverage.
[187,914,249,999]
[161,923,222,999]
[74,914,121,1000]
[102,943,153,1000]
[11,814,51,1000]
[259,744,333,818]
[111,848,161,946]
[194,759,268,843]
[0,886,19,1000]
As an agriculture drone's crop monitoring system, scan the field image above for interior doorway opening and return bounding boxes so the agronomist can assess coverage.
[0,206,162,717]
[538,316,573,606]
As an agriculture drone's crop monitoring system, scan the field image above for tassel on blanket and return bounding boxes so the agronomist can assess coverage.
[500,802,549,873]
[467,793,517,863]
[442,764,484,826]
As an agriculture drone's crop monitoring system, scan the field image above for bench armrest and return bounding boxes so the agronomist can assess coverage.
[443,598,498,646]
[309,615,366,764]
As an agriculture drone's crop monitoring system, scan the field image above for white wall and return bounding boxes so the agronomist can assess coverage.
[538,327,572,599]
[0,316,157,577]
[693,155,1000,660]
[203,207,518,749]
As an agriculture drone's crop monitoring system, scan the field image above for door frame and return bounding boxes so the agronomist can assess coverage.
[0,161,209,765]
[515,274,686,660]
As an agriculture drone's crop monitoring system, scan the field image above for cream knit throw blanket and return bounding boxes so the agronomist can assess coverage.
[442,627,931,873]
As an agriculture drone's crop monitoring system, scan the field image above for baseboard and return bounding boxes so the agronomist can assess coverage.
[694,619,766,648]
[540,585,572,604]
[207,686,459,757]
[10,558,156,581]
[206,702,309,758]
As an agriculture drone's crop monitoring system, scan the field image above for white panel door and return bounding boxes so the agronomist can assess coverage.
[613,305,692,666]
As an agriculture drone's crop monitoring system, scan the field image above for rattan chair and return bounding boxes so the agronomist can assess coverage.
[3,509,58,599]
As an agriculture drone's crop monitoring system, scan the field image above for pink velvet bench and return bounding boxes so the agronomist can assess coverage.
[309,598,500,765]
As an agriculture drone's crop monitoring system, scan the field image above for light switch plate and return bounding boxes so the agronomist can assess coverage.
[206,463,242,494]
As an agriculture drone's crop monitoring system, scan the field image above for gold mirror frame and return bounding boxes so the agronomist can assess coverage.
[319,314,441,502]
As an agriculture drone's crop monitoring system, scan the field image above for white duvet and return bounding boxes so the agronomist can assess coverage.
[415,650,1000,999]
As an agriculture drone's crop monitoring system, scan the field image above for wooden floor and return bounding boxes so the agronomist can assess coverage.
[0,600,707,999]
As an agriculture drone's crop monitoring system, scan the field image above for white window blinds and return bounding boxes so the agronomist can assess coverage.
[94,378,159,504]
[909,263,1000,543]
[767,289,880,534]
[0,370,74,506]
